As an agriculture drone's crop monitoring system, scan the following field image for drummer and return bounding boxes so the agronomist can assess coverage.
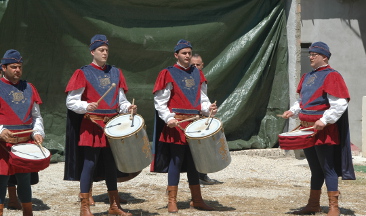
[64,34,136,216]
[281,42,355,215]
[0,49,45,216]
[151,39,217,213]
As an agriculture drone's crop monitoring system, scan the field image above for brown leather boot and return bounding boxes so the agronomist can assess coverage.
[107,190,132,216]
[189,185,214,211]
[167,186,178,213]
[293,190,322,214]
[78,183,96,207]
[80,193,93,216]
[7,186,22,210]
[21,202,33,216]
[327,191,340,216]
[88,186,95,206]
[103,195,128,204]
[0,203,4,216]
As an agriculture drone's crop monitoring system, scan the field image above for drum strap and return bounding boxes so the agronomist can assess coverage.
[84,114,111,123]
[2,136,31,144]
[175,114,200,120]
[300,121,316,127]
[84,114,111,130]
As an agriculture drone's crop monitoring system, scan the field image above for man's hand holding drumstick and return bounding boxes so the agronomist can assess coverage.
[167,119,179,128]
[280,110,294,119]
[205,101,218,125]
[33,134,44,145]
[208,101,218,116]
[129,98,137,118]
[0,129,14,142]
[0,129,43,146]
[166,101,218,129]
[128,104,137,114]
[279,110,326,130]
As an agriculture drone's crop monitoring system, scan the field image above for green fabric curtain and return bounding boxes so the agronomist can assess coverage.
[0,0,288,161]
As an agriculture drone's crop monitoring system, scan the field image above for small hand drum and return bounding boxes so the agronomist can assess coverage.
[278,130,316,150]
[10,143,51,173]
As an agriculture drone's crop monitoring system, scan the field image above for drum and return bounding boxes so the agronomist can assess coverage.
[104,114,152,173]
[185,118,231,173]
[117,170,141,182]
[9,143,51,173]
[278,130,316,150]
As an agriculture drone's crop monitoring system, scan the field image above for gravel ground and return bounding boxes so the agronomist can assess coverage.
[3,149,366,216]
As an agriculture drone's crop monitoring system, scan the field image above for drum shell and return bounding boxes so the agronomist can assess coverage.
[186,122,231,173]
[108,127,152,173]
[278,132,316,150]
[10,143,51,173]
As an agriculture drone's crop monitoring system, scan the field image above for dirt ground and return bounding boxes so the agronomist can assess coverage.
[3,150,366,216]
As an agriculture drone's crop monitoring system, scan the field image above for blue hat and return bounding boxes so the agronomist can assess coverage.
[309,42,331,59]
[174,39,192,53]
[1,49,23,65]
[89,34,109,51]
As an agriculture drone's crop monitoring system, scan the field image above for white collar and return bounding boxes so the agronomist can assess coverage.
[313,64,328,71]
[176,62,190,70]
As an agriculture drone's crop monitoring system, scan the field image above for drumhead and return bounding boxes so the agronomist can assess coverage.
[185,118,222,138]
[279,130,314,137]
[11,143,50,160]
[104,114,144,138]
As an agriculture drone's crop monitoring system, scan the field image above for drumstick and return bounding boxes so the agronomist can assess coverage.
[177,124,185,131]
[205,100,217,125]
[11,130,36,135]
[276,114,284,117]
[287,126,315,133]
[298,126,315,131]
[36,142,47,158]
[130,98,135,120]
[177,115,199,124]
[97,83,116,104]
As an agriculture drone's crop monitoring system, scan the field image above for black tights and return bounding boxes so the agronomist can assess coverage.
[0,173,31,204]
[303,145,338,191]
[80,146,117,193]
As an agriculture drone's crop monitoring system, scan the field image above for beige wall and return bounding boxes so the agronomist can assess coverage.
[299,0,366,151]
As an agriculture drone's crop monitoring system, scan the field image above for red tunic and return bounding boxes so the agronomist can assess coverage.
[296,65,350,146]
[65,64,128,147]
[153,64,207,145]
[0,78,42,175]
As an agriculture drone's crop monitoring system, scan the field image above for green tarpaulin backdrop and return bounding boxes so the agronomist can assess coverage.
[0,0,288,162]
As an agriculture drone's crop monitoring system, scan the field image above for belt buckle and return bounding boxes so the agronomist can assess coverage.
[103,116,110,123]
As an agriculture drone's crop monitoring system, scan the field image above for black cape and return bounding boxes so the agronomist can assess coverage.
[150,110,187,173]
[63,109,130,181]
[334,109,355,180]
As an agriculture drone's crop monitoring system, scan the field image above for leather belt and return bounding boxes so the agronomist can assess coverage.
[84,114,111,123]
[300,121,315,127]
[6,135,31,144]
[175,114,199,120]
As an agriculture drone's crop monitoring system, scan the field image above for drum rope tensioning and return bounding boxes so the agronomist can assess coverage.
[184,101,231,174]
[104,113,152,173]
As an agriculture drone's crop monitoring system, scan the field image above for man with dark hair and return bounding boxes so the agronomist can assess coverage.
[0,49,45,216]
[64,34,136,216]
[151,39,217,213]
